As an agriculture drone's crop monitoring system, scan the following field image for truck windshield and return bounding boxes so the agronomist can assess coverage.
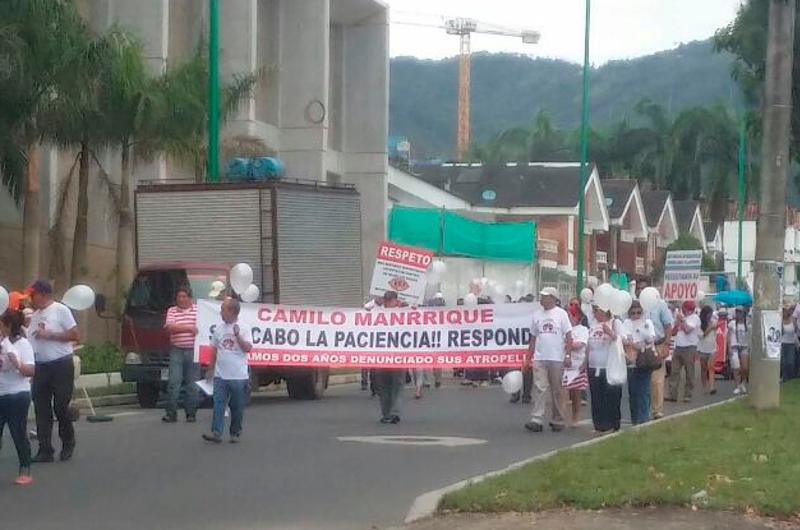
[127,270,226,313]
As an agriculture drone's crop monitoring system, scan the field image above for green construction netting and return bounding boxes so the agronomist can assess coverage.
[387,206,535,262]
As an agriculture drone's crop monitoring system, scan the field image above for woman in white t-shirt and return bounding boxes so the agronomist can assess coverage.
[587,306,623,434]
[562,300,589,426]
[0,309,36,485]
[728,306,751,395]
[697,306,718,396]
[622,300,657,425]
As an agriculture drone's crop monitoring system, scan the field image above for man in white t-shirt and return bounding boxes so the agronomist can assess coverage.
[202,298,253,444]
[524,287,573,432]
[26,280,79,463]
[667,300,701,403]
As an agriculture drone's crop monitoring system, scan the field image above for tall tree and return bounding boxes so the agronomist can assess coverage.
[0,0,87,284]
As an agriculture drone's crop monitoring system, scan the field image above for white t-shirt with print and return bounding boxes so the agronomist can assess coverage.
[211,322,252,381]
[569,324,589,367]
[28,302,77,363]
[622,318,656,348]
[0,337,35,396]
[531,306,572,362]
[674,313,702,348]
[587,319,622,369]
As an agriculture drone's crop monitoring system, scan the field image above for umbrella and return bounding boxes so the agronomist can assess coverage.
[714,289,753,306]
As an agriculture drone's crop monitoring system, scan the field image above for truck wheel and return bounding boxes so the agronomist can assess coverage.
[136,382,160,409]
[286,368,329,400]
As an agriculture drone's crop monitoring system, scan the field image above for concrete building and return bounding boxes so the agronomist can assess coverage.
[0,1,389,318]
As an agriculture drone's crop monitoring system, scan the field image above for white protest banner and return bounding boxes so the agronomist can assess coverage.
[195,299,534,368]
[761,310,781,360]
[369,240,433,305]
[662,250,703,301]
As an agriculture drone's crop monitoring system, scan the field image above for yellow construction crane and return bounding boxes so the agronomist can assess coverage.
[393,12,540,160]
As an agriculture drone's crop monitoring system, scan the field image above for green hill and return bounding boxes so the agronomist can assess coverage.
[390,40,739,159]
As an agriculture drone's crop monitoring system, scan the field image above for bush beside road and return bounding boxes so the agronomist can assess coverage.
[441,381,800,519]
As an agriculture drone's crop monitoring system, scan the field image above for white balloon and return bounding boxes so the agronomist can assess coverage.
[0,286,8,314]
[61,284,95,311]
[639,287,661,312]
[463,293,478,306]
[515,279,524,289]
[580,288,593,303]
[431,260,447,276]
[697,290,706,301]
[470,278,482,287]
[492,283,505,297]
[611,290,633,316]
[502,370,524,394]
[595,283,614,310]
[480,277,489,288]
[241,284,260,303]
[230,263,254,294]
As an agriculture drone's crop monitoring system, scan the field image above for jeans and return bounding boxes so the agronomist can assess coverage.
[628,367,652,425]
[32,355,75,455]
[589,369,622,432]
[166,347,199,418]
[211,378,248,437]
[780,343,797,382]
[529,361,565,427]
[375,370,404,419]
[0,391,32,471]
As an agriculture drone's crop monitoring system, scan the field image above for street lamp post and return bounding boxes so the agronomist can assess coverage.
[208,0,220,183]
[576,0,591,293]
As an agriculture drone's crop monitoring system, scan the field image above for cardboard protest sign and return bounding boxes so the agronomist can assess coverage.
[369,241,433,305]
[662,250,703,301]
[195,299,535,368]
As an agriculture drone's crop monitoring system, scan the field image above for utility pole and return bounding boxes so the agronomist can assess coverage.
[207,0,220,182]
[576,0,591,293]
[737,116,745,288]
[750,0,795,409]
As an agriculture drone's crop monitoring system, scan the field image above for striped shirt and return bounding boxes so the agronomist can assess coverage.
[165,304,197,349]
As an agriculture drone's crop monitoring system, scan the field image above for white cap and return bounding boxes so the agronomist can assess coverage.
[539,286,559,300]
[208,280,225,298]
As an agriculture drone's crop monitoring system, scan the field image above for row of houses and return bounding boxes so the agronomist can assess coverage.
[388,161,713,291]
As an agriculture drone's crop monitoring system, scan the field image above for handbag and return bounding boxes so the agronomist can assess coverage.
[606,336,628,386]
[636,346,662,370]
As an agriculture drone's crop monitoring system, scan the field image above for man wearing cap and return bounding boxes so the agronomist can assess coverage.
[163,285,199,423]
[524,287,573,433]
[26,280,79,462]
[635,279,673,419]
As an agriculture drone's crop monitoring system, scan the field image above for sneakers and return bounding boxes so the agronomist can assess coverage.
[550,423,565,432]
[734,384,748,395]
[161,415,177,423]
[202,433,223,444]
[229,434,241,444]
[524,421,543,432]
[14,475,33,486]
[521,396,532,404]
[390,415,401,424]
[186,415,197,423]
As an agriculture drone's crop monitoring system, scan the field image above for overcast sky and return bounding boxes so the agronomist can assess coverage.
[386,0,744,64]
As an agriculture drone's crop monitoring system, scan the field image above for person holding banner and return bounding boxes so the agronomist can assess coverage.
[524,287,572,433]
[202,298,253,444]
[162,286,199,423]
[375,291,406,424]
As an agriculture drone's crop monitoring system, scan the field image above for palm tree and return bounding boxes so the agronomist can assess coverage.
[0,0,87,284]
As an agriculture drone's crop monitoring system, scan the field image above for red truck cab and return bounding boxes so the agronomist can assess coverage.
[121,262,228,407]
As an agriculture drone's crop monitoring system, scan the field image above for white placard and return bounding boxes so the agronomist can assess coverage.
[761,310,781,360]
[368,241,433,305]
[662,250,703,301]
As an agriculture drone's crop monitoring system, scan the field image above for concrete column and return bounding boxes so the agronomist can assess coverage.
[108,0,169,74]
[277,0,330,181]
[220,0,258,123]
[341,6,389,294]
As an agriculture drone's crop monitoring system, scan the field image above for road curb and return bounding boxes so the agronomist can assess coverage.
[74,373,361,410]
[403,395,743,525]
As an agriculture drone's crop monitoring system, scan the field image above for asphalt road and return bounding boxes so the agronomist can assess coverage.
[0,377,734,530]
